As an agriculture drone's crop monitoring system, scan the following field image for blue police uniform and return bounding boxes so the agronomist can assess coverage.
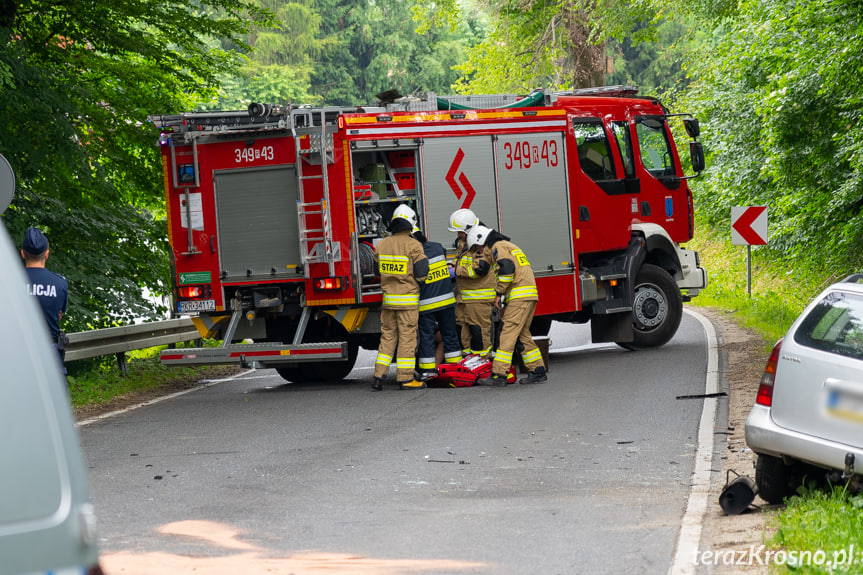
[25,267,69,341]
[22,227,69,375]
[416,237,462,378]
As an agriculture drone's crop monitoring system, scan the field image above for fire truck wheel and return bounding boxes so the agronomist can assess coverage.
[618,264,682,350]
[275,345,359,383]
[530,316,553,337]
[274,318,360,383]
[275,365,310,383]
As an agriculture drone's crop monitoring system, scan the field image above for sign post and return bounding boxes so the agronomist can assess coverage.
[731,206,768,296]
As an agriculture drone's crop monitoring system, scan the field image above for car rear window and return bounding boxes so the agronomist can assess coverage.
[794,290,863,360]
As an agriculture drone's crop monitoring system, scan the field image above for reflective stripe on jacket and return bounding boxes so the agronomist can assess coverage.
[418,241,456,313]
[454,240,495,303]
[375,229,428,310]
[489,238,538,302]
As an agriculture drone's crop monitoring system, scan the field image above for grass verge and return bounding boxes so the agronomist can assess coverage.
[67,341,239,411]
[766,485,863,574]
[686,227,834,350]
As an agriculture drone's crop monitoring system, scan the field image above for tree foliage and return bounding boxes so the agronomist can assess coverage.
[312,0,480,105]
[416,0,659,92]
[0,0,272,331]
[683,0,863,272]
[206,0,479,109]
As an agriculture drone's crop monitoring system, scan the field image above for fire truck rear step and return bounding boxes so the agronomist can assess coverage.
[160,341,348,368]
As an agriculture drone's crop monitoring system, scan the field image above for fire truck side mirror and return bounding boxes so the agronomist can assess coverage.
[684,118,700,139]
[690,142,706,173]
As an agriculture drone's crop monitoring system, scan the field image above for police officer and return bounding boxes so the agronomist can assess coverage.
[21,227,69,375]
[465,225,547,386]
[447,209,495,358]
[372,205,429,391]
[413,226,461,380]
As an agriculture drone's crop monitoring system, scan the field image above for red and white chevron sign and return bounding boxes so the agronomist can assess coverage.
[731,206,768,245]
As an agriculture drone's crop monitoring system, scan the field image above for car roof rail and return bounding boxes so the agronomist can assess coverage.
[840,273,863,284]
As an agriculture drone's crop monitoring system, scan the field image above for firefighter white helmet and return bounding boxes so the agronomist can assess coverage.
[466,225,492,249]
[392,204,418,228]
[448,208,478,233]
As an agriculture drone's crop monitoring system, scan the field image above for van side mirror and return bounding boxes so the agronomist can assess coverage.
[690,142,705,173]
[684,118,700,139]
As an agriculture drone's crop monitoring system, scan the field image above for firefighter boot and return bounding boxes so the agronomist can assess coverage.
[371,377,383,392]
[399,379,427,390]
[476,373,508,387]
[518,366,547,384]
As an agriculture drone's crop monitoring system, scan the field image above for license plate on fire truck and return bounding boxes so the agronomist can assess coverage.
[178,299,216,313]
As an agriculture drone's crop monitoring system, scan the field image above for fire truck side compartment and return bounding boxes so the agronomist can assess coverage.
[214,166,301,282]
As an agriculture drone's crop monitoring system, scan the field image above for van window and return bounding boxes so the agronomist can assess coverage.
[573,120,616,182]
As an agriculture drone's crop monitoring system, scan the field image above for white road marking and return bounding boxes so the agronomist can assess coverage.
[77,370,255,427]
[668,309,720,575]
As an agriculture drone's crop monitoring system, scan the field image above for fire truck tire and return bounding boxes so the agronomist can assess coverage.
[530,316,553,337]
[618,264,682,350]
[275,365,309,383]
[274,317,360,383]
[275,345,359,383]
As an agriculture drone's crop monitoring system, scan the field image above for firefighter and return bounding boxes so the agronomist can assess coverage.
[413,226,461,380]
[372,205,429,391]
[465,225,547,386]
[447,209,495,358]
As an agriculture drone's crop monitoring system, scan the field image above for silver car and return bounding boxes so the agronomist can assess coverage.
[745,274,863,503]
[0,222,103,575]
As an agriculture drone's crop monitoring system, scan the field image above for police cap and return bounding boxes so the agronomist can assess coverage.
[22,227,49,255]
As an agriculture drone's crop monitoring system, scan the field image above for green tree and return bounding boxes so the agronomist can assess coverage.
[0,0,272,331]
[608,19,695,97]
[202,0,323,110]
[682,0,863,271]
[416,0,658,93]
[313,0,479,105]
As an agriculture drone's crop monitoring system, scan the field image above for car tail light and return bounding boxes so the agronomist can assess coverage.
[756,339,783,406]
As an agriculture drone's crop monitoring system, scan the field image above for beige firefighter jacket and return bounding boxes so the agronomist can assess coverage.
[454,238,496,304]
[375,229,429,310]
[488,239,538,303]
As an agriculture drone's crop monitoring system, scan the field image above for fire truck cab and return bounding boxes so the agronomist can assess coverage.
[150,86,707,382]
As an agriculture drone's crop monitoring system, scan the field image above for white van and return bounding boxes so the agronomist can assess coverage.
[0,222,103,575]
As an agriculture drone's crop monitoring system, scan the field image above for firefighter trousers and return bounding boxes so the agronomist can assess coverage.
[375,307,419,382]
[457,301,494,357]
[417,306,462,374]
[492,300,544,377]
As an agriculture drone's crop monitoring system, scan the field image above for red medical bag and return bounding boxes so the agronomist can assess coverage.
[428,354,516,387]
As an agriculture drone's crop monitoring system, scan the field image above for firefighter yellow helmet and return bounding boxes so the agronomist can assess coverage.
[448,208,478,233]
[466,225,492,248]
[392,204,418,228]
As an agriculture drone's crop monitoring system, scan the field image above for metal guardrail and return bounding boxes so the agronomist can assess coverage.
[65,318,200,362]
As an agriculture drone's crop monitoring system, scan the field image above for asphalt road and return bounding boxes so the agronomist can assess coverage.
[82,312,708,575]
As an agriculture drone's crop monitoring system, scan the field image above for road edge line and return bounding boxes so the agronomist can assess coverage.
[76,369,255,427]
[668,308,720,575]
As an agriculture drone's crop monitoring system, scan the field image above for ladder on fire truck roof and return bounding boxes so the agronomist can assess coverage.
[290,107,343,278]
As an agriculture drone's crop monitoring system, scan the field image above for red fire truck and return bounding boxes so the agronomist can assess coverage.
[150,86,707,382]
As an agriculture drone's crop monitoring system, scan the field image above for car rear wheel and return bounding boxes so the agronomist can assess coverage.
[755,454,796,504]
